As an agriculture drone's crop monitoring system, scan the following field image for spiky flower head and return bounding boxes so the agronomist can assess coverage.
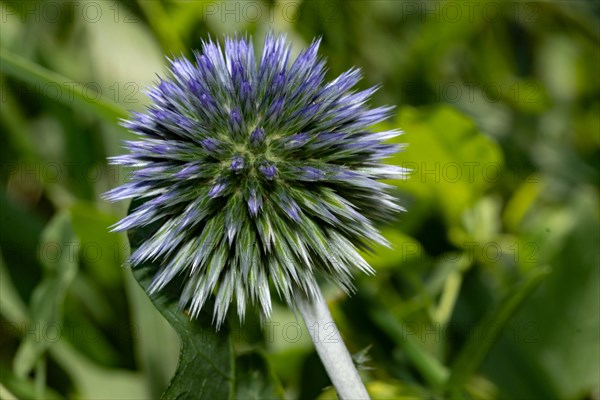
[105,33,405,326]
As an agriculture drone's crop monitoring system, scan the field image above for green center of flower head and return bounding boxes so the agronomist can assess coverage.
[104,33,405,327]
[228,126,276,177]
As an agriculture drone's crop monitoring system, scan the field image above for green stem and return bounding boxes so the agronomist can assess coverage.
[445,266,550,394]
[0,48,128,121]
[370,308,450,387]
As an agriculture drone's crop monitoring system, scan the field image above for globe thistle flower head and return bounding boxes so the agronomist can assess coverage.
[104,33,406,327]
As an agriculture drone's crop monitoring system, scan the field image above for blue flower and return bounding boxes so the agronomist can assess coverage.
[104,33,406,326]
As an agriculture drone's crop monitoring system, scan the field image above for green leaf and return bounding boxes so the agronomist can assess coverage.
[0,191,45,303]
[392,106,503,225]
[361,229,425,271]
[128,203,235,400]
[0,48,128,121]
[0,370,62,400]
[13,212,78,378]
[482,188,600,399]
[0,250,28,324]
[124,271,180,398]
[48,340,149,400]
[69,202,126,286]
[235,352,284,400]
[1,241,150,400]
[135,0,186,54]
[445,266,550,394]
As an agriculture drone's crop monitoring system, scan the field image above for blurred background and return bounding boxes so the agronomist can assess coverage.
[1,1,598,399]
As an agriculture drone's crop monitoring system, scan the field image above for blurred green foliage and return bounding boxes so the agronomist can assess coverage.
[1,1,598,399]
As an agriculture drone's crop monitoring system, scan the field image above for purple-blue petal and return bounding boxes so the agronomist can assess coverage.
[250,128,265,146]
[176,164,201,179]
[230,156,245,172]
[208,180,227,198]
[259,164,277,180]
[248,190,262,216]
[201,138,219,152]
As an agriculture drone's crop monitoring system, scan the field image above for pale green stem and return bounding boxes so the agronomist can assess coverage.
[296,291,370,400]
[34,358,46,400]
[370,308,449,387]
[0,384,18,400]
[433,270,463,326]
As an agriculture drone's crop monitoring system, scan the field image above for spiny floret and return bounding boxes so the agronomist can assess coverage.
[104,33,406,327]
